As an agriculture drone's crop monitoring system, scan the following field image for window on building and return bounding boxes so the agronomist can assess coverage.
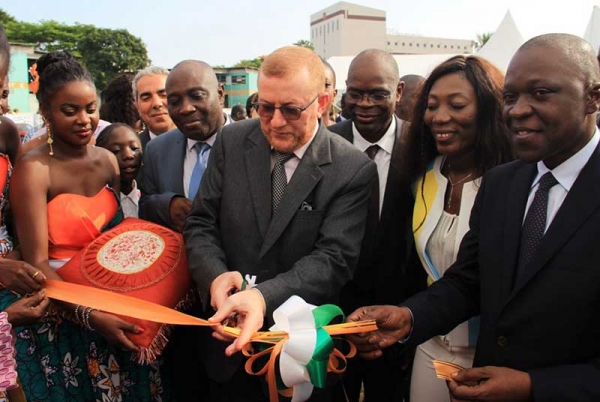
[423,43,426,47]
[416,43,419,47]
[232,75,246,85]
[216,74,226,84]
[395,42,398,45]
[387,42,390,45]
[327,24,329,33]
[464,46,467,50]
[451,45,454,49]
[438,44,440,48]
[430,44,433,48]
[409,43,412,46]
[444,45,447,48]
[337,20,339,30]
[402,42,405,46]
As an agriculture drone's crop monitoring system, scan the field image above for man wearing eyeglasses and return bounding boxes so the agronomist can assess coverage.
[183,45,377,401]
[329,49,427,402]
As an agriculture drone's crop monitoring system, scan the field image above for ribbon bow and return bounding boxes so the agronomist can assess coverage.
[243,296,360,402]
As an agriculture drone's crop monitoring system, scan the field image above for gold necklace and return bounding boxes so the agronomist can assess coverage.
[446,170,474,209]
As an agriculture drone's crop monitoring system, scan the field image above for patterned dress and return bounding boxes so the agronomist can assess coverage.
[0,188,172,401]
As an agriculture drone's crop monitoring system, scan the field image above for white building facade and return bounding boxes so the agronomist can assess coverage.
[310,2,474,58]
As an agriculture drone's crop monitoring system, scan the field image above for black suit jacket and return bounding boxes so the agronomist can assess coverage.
[328,117,426,314]
[404,142,600,401]
[183,119,377,382]
[139,128,151,152]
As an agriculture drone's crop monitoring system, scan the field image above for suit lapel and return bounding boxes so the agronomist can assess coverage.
[508,144,600,299]
[259,126,330,257]
[245,126,272,240]
[497,162,536,310]
[171,130,186,195]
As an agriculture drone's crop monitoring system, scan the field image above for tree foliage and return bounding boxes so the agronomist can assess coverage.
[476,32,493,48]
[2,9,150,90]
[293,39,314,50]
[233,57,264,69]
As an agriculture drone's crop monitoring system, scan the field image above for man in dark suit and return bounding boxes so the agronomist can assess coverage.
[183,45,377,401]
[328,49,426,402]
[139,60,227,232]
[348,34,600,402]
[132,66,175,151]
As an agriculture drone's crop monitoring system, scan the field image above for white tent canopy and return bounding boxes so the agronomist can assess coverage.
[476,11,524,72]
[328,2,600,89]
[584,5,600,53]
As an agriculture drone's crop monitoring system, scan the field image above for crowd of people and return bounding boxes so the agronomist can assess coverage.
[0,20,599,402]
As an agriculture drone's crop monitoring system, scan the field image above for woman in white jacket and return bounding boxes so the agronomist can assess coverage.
[402,55,513,402]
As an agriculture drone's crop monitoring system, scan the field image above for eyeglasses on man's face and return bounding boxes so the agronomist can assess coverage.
[345,90,392,105]
[253,95,319,121]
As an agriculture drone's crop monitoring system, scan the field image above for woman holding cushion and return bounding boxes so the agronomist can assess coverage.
[401,55,513,402]
[6,51,170,401]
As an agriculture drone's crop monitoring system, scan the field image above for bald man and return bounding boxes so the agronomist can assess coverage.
[395,74,424,122]
[349,33,600,402]
[139,60,230,232]
[329,49,426,402]
[184,46,376,400]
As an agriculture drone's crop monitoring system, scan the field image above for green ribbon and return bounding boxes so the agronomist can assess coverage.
[305,304,344,388]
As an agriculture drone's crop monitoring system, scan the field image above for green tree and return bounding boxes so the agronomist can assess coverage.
[476,32,493,48]
[77,27,149,90]
[234,57,264,69]
[2,9,150,90]
[0,9,16,26]
[293,39,314,50]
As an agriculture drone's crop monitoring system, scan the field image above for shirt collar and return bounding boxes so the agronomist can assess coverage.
[186,129,220,152]
[351,117,396,155]
[534,127,599,191]
[122,180,140,204]
[270,122,319,160]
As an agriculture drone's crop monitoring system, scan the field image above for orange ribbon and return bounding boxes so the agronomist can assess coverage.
[44,280,377,401]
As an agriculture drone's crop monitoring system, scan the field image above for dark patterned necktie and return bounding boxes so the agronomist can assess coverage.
[365,145,380,219]
[517,172,559,273]
[271,151,295,214]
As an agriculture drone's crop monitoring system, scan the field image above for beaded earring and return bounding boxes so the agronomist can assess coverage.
[46,121,54,156]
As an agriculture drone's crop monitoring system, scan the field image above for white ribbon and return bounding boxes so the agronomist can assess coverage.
[270,295,317,402]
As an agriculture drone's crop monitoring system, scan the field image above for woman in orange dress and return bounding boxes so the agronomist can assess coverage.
[6,51,170,401]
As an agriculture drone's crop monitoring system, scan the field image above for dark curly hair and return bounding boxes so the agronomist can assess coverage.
[99,74,140,127]
[402,55,513,185]
[36,51,95,105]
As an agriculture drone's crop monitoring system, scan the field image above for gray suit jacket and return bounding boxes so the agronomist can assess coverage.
[139,128,186,230]
[183,118,377,381]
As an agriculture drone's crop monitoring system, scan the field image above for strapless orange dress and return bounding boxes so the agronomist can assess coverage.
[47,187,121,261]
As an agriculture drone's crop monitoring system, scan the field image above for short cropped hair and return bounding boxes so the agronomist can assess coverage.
[260,46,325,95]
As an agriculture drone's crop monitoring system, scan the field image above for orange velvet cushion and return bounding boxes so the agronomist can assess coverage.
[57,218,192,364]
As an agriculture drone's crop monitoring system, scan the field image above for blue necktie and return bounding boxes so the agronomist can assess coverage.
[188,142,211,199]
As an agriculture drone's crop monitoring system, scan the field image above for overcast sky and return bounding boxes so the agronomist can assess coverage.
[3,0,597,68]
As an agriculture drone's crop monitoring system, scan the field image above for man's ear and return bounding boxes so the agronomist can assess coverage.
[218,83,225,107]
[586,81,600,114]
[317,92,330,117]
[396,80,405,104]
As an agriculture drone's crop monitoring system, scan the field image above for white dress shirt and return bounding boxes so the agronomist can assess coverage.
[351,118,396,215]
[121,180,141,218]
[525,128,599,232]
[269,124,319,182]
[182,115,231,198]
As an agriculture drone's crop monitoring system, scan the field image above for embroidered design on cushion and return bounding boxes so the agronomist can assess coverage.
[97,231,166,274]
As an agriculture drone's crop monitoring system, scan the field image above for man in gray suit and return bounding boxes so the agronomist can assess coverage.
[139,60,227,232]
[183,45,377,400]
